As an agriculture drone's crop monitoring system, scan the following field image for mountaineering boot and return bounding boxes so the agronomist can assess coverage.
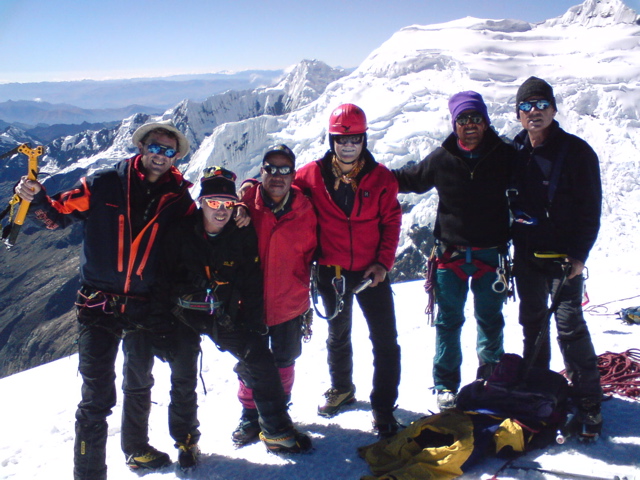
[175,435,199,470]
[125,445,172,471]
[317,386,356,417]
[436,389,458,411]
[372,408,401,439]
[576,399,602,442]
[259,429,313,454]
[231,408,261,447]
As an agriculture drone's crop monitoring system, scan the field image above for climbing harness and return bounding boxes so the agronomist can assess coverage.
[1,143,44,249]
[310,262,345,321]
[424,243,512,325]
[176,293,224,314]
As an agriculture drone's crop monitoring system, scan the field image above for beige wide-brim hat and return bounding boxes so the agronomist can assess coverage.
[132,119,190,158]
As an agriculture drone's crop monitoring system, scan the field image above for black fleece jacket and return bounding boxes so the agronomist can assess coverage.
[152,210,264,335]
[393,128,514,248]
[510,120,601,263]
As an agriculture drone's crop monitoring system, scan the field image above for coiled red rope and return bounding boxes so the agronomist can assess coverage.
[596,349,640,400]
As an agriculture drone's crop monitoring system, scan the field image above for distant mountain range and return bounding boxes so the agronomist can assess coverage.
[0,100,158,129]
[0,69,287,109]
[0,69,294,126]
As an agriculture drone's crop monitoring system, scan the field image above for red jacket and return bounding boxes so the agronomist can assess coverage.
[295,153,401,272]
[243,184,317,326]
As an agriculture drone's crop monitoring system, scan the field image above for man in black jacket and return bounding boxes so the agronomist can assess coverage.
[152,166,312,455]
[510,76,603,439]
[394,91,514,411]
[15,120,196,478]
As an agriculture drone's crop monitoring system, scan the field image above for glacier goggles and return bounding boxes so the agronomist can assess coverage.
[518,99,552,112]
[202,198,237,210]
[145,143,178,158]
[455,113,484,126]
[334,134,364,145]
[262,164,293,176]
[202,166,237,181]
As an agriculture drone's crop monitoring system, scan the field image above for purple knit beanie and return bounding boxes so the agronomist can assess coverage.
[448,91,491,133]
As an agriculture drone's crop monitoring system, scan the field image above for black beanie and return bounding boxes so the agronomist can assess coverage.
[516,76,557,115]
[198,166,237,199]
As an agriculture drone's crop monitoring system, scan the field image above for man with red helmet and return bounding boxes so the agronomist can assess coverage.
[295,104,403,438]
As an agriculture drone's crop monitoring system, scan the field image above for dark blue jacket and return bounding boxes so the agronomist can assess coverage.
[510,121,601,263]
[29,155,195,297]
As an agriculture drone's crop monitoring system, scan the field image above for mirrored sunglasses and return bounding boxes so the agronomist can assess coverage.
[202,166,237,181]
[456,114,484,126]
[203,198,236,210]
[146,143,178,158]
[262,164,293,176]
[334,134,364,145]
[518,99,552,112]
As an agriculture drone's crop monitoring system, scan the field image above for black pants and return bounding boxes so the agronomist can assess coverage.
[213,329,293,435]
[269,315,304,368]
[73,312,201,480]
[514,253,602,403]
[74,319,120,480]
[317,266,401,413]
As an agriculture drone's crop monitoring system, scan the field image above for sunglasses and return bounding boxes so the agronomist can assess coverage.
[202,198,237,210]
[202,166,237,181]
[518,99,552,112]
[334,134,364,145]
[146,143,178,158]
[262,164,293,176]
[456,114,484,126]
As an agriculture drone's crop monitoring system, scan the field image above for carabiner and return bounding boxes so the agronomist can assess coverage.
[492,267,507,293]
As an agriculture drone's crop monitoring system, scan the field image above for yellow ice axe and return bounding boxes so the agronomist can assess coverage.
[4,144,44,249]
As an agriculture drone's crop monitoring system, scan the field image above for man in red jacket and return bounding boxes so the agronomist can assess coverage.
[232,144,318,446]
[295,104,402,438]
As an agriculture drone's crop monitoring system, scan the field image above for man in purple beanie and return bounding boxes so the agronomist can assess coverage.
[393,91,515,410]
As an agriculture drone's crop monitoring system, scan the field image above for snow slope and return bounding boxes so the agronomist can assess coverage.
[0,260,638,479]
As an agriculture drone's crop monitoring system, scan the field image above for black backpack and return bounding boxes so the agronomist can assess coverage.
[456,353,569,452]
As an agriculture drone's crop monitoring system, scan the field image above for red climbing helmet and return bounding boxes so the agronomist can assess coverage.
[328,104,367,135]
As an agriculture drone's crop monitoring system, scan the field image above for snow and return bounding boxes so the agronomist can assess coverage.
[1,259,639,480]
[2,0,640,478]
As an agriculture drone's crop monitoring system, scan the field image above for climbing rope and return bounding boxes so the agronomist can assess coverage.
[596,349,640,400]
[583,294,640,317]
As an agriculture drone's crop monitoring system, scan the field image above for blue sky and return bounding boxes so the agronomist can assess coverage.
[1,0,639,83]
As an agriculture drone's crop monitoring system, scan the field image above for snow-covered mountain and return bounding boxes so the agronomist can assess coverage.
[1,0,639,378]
[180,0,640,278]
